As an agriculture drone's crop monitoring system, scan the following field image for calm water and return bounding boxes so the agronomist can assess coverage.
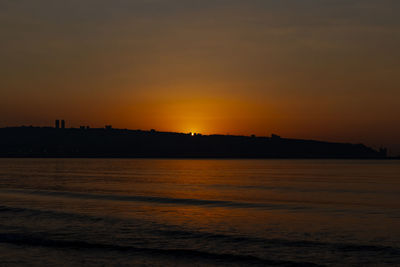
[0,159,399,266]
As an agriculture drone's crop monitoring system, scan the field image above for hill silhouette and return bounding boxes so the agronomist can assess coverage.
[0,126,387,158]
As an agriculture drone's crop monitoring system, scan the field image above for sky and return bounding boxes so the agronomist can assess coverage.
[1,0,400,154]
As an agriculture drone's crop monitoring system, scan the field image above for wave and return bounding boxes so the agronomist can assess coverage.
[152,228,400,256]
[0,189,309,210]
[0,232,320,266]
[0,205,100,221]
[1,203,399,259]
[1,189,398,217]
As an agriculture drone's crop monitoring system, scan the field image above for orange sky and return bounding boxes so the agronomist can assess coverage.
[1,0,400,154]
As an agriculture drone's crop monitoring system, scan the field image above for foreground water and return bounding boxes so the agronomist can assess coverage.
[0,159,399,266]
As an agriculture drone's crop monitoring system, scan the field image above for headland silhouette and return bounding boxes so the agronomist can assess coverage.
[0,120,387,158]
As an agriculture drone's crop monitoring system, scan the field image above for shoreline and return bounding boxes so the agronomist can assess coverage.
[0,155,397,160]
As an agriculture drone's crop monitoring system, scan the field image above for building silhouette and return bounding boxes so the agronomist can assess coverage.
[61,120,65,129]
[55,120,60,129]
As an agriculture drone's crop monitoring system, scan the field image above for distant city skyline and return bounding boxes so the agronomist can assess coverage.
[0,123,388,158]
[1,119,397,156]
[1,0,399,154]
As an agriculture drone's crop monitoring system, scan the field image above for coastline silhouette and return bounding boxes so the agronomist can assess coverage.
[0,120,387,159]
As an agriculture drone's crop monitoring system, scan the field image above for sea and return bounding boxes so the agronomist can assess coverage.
[0,159,399,266]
